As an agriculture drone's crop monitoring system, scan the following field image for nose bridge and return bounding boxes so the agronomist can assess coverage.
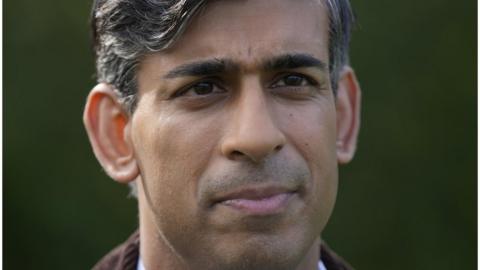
[221,77,286,162]
[237,78,271,129]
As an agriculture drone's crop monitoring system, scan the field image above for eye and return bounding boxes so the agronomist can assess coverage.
[174,81,226,98]
[271,74,315,88]
[269,73,325,100]
[190,82,215,95]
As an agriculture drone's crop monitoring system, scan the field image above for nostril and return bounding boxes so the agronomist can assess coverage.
[274,145,283,152]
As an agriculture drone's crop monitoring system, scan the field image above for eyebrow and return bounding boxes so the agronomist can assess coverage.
[164,58,236,79]
[163,53,327,79]
[263,53,327,72]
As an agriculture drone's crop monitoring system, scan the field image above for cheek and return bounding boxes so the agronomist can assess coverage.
[133,116,213,198]
[133,115,193,199]
[130,101,224,235]
[279,101,338,228]
[280,100,337,170]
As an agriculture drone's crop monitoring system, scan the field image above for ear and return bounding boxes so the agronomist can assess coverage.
[336,66,362,164]
[83,83,139,183]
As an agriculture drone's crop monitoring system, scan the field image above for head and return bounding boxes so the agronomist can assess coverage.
[84,0,361,269]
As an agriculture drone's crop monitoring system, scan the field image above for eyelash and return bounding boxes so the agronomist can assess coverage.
[172,78,226,98]
[270,73,319,88]
[172,73,322,99]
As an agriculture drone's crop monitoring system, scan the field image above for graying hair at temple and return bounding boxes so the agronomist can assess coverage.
[90,0,355,197]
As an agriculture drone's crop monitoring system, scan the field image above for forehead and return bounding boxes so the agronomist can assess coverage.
[141,0,329,75]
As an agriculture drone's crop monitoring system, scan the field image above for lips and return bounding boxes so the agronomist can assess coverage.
[213,186,297,215]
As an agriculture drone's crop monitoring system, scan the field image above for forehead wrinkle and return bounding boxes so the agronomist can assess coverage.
[141,0,331,82]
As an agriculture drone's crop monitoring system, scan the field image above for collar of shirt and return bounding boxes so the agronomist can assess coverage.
[137,257,327,270]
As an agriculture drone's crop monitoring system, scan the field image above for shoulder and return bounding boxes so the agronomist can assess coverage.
[92,230,140,270]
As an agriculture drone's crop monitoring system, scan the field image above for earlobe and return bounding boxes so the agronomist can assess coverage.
[83,83,139,183]
[335,67,362,164]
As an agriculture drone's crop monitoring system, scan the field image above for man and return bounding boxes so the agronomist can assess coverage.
[84,0,361,269]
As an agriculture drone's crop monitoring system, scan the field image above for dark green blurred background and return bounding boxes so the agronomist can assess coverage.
[4,0,476,269]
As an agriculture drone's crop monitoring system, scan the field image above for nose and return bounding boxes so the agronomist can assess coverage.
[221,81,286,163]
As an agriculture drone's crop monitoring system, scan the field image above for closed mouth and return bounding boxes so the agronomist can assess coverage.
[212,185,298,215]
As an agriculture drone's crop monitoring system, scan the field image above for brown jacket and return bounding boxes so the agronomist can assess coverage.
[93,230,354,270]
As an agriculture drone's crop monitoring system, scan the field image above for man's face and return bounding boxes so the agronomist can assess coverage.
[132,0,338,268]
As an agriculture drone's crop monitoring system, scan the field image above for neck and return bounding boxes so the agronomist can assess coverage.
[295,238,321,270]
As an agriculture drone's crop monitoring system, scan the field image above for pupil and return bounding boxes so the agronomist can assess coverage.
[285,75,302,86]
[194,83,213,95]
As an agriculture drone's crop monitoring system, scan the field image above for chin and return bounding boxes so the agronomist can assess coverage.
[202,229,316,270]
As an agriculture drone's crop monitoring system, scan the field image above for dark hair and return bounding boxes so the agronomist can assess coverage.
[91,0,355,113]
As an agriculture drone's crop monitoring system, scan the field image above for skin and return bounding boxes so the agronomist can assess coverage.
[83,0,361,270]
